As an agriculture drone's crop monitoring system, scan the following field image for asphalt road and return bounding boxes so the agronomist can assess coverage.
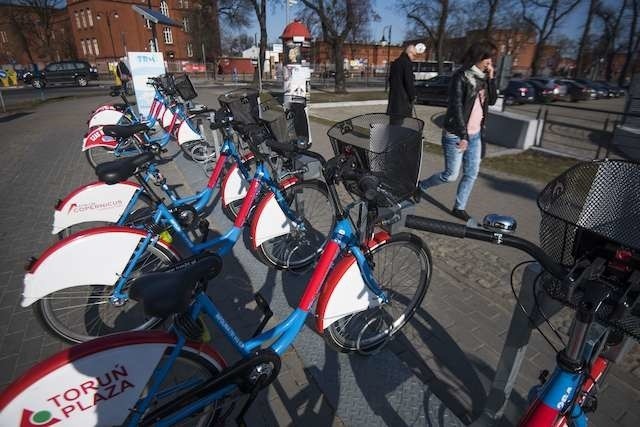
[0,83,112,109]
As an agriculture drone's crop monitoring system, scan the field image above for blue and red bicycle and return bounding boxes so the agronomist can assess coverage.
[0,115,432,426]
[406,159,639,426]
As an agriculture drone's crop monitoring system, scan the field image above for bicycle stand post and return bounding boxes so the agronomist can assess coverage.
[471,263,564,426]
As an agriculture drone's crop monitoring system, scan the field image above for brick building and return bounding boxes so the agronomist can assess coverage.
[67,0,195,72]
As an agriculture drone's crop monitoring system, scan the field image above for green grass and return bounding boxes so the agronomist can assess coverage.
[481,150,579,183]
[309,90,387,103]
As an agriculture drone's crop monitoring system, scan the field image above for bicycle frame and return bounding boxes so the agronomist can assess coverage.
[127,209,388,426]
[109,159,302,303]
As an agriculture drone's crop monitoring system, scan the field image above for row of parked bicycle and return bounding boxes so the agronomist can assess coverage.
[1,73,638,427]
[504,76,627,105]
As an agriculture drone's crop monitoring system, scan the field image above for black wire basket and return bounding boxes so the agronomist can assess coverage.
[158,74,177,96]
[537,159,640,340]
[537,159,640,267]
[327,114,424,205]
[259,94,310,147]
[173,73,198,101]
[217,88,260,125]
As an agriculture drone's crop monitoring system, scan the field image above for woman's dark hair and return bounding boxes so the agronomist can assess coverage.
[461,40,497,68]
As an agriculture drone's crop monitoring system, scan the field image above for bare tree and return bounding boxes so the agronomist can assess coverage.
[299,0,376,93]
[521,0,581,76]
[401,0,451,74]
[246,0,268,81]
[7,0,63,63]
[595,0,628,81]
[575,0,599,77]
[618,0,639,85]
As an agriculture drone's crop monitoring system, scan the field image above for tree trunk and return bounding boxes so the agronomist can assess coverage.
[576,0,597,77]
[436,0,449,74]
[618,0,639,86]
[333,40,347,93]
[530,39,544,76]
[484,0,499,37]
[211,0,222,59]
[259,0,267,81]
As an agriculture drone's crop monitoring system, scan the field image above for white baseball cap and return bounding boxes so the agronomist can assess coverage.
[415,43,426,54]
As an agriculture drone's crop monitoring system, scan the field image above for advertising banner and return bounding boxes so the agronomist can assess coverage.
[128,52,166,117]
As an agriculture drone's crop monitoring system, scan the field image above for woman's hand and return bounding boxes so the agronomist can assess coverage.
[486,63,495,79]
[457,139,469,152]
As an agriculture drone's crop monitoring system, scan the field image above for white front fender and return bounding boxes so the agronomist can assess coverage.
[221,163,250,206]
[249,178,298,248]
[22,228,175,307]
[177,120,202,145]
[88,110,127,128]
[53,181,142,234]
[315,233,391,331]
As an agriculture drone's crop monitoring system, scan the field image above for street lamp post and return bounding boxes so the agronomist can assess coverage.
[96,11,119,61]
[380,25,392,92]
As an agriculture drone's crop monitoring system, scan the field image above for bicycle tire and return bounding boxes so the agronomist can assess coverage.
[253,180,335,271]
[57,193,155,239]
[135,345,233,426]
[323,233,432,353]
[221,156,257,221]
[85,134,145,170]
[34,243,179,343]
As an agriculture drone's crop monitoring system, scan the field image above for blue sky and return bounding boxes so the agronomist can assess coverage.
[248,0,604,46]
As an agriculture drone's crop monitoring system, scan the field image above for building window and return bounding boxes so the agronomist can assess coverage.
[160,1,170,17]
[92,38,100,56]
[74,11,81,29]
[182,17,189,32]
[163,27,173,44]
[87,9,94,27]
[1,31,8,43]
[178,0,189,8]
[187,42,193,57]
[86,38,93,55]
[145,18,152,29]
[81,40,87,55]
[80,10,87,28]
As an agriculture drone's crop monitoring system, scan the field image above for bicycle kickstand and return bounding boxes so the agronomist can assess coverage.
[235,375,269,427]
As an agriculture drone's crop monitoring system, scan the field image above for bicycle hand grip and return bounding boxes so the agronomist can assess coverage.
[405,215,467,238]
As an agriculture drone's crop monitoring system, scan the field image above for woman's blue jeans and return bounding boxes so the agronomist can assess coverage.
[420,131,482,210]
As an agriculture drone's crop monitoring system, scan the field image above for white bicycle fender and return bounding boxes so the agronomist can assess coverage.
[88,110,126,128]
[0,332,225,427]
[315,233,390,331]
[52,182,142,234]
[161,108,175,129]
[177,120,202,145]
[222,163,250,206]
[22,228,172,307]
[250,178,298,248]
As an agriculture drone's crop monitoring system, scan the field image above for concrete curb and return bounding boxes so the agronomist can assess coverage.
[309,100,387,109]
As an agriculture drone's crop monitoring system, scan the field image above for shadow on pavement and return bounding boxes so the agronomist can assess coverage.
[478,171,540,201]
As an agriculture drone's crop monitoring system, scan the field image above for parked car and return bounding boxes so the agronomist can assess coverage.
[558,79,590,102]
[573,79,608,99]
[502,80,535,105]
[526,79,555,103]
[23,60,98,88]
[528,77,569,101]
[595,81,626,97]
[414,75,451,105]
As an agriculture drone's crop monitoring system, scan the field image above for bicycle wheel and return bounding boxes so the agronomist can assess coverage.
[222,157,257,221]
[136,347,235,426]
[324,233,432,353]
[254,180,335,270]
[34,242,179,343]
[85,135,144,169]
[57,193,155,239]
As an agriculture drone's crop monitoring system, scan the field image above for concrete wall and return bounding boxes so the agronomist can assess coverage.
[485,110,542,150]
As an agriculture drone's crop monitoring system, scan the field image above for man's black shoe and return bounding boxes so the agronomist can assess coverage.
[451,208,471,221]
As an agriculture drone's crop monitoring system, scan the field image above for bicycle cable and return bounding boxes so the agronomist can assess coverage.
[532,272,567,347]
[510,260,561,353]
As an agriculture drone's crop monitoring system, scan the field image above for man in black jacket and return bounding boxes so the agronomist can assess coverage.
[387,45,418,120]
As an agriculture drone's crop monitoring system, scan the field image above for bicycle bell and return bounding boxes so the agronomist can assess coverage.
[482,214,517,233]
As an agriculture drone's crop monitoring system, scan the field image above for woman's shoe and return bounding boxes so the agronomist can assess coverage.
[451,208,471,221]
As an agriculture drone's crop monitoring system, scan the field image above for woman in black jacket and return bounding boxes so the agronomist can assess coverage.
[419,40,497,221]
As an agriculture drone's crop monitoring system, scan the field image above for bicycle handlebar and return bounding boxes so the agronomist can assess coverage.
[404,215,567,280]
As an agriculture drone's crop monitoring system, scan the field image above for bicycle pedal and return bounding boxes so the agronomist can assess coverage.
[582,394,597,413]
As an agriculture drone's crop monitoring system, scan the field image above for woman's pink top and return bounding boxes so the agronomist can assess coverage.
[467,89,485,136]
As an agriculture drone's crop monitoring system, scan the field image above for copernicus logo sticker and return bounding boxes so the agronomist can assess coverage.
[20,409,60,427]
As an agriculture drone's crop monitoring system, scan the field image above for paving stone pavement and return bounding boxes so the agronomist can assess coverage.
[1,92,638,427]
